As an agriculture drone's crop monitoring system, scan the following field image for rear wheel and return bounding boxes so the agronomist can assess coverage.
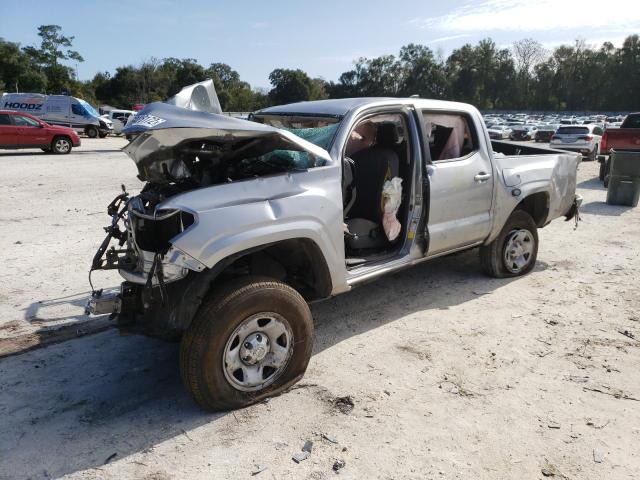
[480,210,538,278]
[180,276,314,411]
[85,126,98,138]
[51,136,72,154]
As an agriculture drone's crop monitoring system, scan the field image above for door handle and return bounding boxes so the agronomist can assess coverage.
[474,172,491,182]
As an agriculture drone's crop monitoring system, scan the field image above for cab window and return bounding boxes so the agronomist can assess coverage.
[0,114,12,125]
[12,115,40,127]
[421,112,478,161]
[71,103,87,116]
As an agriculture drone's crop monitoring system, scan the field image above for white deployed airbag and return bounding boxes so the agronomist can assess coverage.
[382,177,403,241]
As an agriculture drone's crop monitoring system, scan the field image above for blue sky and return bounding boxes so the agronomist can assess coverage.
[1,0,638,89]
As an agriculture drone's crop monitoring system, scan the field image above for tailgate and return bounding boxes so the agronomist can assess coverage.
[606,128,640,150]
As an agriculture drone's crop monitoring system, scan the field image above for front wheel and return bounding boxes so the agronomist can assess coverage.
[479,210,538,278]
[51,136,72,154]
[85,126,98,138]
[180,276,314,411]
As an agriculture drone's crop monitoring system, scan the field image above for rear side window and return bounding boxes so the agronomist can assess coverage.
[421,111,478,161]
[621,115,640,128]
[0,114,11,125]
[557,127,589,135]
[593,126,604,136]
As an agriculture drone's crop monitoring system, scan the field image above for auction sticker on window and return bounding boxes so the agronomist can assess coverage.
[130,114,166,128]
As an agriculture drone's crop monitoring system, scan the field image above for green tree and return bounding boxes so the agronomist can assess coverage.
[268,68,315,104]
[20,25,84,94]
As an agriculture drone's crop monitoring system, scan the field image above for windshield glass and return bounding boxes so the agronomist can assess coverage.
[252,115,342,151]
[78,99,100,118]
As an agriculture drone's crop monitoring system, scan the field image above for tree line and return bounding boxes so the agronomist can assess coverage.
[1,25,639,112]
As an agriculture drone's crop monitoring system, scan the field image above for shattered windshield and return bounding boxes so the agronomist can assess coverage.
[251,114,342,151]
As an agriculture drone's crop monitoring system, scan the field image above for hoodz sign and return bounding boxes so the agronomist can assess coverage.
[4,101,43,111]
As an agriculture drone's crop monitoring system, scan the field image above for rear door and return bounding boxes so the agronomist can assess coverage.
[0,113,18,146]
[420,110,494,255]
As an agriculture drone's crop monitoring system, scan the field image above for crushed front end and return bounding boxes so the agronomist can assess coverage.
[86,183,206,337]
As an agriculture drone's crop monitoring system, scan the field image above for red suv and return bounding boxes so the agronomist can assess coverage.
[0,110,81,154]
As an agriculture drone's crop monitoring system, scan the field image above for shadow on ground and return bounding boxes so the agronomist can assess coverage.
[0,249,525,478]
[577,177,605,191]
[580,200,634,216]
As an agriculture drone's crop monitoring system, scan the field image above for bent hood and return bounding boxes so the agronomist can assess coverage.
[122,102,331,182]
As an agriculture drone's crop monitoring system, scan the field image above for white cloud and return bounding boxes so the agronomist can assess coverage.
[411,0,640,32]
[426,34,473,44]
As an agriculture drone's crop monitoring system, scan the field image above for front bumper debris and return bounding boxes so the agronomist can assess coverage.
[86,290,121,316]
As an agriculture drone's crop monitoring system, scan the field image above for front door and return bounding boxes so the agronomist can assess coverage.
[13,114,47,147]
[420,110,494,255]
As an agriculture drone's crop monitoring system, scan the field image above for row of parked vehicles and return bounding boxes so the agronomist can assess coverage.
[483,113,631,161]
[0,92,140,153]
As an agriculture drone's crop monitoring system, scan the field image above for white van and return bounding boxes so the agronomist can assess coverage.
[1,93,113,138]
[101,109,136,135]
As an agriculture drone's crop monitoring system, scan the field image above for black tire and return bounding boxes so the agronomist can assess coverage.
[599,160,606,181]
[85,126,98,138]
[51,136,72,154]
[479,210,538,278]
[180,276,314,411]
[99,132,108,138]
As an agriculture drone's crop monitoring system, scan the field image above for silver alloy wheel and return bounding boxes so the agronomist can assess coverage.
[222,312,293,392]
[55,139,70,153]
[503,228,534,273]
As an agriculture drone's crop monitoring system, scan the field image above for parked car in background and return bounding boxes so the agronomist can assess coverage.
[0,110,80,153]
[1,92,112,138]
[535,124,559,143]
[102,109,136,135]
[510,124,538,141]
[487,124,512,139]
[551,124,604,160]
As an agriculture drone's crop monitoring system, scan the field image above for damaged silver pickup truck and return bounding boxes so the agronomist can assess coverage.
[88,82,582,411]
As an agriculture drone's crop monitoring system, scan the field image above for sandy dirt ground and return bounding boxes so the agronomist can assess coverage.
[0,139,639,480]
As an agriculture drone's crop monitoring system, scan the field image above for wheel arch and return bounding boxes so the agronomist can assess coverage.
[515,191,550,227]
[143,237,333,336]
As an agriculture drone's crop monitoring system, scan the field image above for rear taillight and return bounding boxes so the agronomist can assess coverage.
[583,135,593,141]
[601,131,608,152]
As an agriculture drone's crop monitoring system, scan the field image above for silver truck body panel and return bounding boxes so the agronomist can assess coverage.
[159,165,349,294]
